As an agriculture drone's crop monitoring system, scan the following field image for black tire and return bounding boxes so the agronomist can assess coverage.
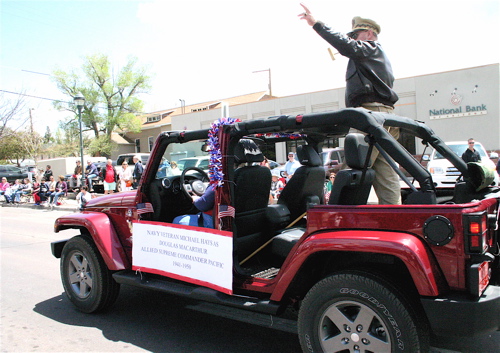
[298,272,428,353]
[60,235,120,313]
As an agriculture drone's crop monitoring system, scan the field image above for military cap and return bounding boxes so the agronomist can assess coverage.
[347,16,381,37]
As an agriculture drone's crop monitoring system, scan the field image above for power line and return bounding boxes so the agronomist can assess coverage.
[0,89,70,104]
[0,89,150,115]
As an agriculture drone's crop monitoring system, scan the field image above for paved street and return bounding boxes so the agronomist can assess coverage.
[1,206,498,352]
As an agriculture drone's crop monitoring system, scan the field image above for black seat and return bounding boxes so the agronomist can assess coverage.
[233,139,272,259]
[329,133,375,205]
[278,145,325,222]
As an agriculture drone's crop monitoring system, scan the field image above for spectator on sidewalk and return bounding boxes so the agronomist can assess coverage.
[102,159,117,194]
[132,155,144,189]
[4,179,21,203]
[284,152,300,181]
[85,161,98,192]
[48,175,67,207]
[0,177,10,200]
[462,138,481,163]
[70,160,83,190]
[76,186,91,210]
[43,165,53,181]
[13,178,33,202]
[270,170,284,203]
[33,178,49,205]
[118,161,133,191]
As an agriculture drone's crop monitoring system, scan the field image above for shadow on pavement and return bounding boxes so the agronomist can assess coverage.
[33,285,302,353]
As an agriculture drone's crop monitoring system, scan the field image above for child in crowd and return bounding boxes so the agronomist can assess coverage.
[324,172,336,204]
[33,178,49,205]
[76,186,91,210]
[270,171,284,203]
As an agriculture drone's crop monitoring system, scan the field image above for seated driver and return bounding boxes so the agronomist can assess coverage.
[173,184,215,228]
[173,139,262,228]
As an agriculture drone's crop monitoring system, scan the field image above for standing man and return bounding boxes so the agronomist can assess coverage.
[299,4,401,204]
[284,152,301,181]
[43,165,53,182]
[70,160,82,190]
[462,138,481,163]
[132,155,144,189]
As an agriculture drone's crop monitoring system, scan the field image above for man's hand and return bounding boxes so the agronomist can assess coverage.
[298,3,317,26]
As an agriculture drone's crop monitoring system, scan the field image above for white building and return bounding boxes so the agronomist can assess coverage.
[125,64,499,163]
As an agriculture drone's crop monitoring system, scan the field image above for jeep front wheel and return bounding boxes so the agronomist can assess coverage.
[298,272,427,353]
[60,235,120,313]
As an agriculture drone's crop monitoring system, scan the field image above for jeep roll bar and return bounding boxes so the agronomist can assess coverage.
[232,108,469,193]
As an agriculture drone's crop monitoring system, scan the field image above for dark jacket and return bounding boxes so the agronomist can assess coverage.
[133,162,144,180]
[43,169,53,181]
[313,22,398,108]
[462,148,481,163]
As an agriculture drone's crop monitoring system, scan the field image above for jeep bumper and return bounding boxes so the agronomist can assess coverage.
[421,285,500,337]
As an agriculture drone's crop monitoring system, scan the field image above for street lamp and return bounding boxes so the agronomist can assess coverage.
[73,93,85,188]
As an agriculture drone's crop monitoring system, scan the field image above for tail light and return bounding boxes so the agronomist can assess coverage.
[464,212,488,254]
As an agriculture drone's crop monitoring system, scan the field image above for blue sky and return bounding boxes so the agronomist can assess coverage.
[1,0,498,133]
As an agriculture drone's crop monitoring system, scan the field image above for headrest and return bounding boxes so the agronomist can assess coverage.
[345,133,372,169]
[297,145,322,167]
[234,139,264,164]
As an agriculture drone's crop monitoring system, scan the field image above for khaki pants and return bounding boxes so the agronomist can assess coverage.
[359,103,401,205]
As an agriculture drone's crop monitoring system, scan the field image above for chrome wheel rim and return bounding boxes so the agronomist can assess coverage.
[68,251,93,299]
[318,300,391,352]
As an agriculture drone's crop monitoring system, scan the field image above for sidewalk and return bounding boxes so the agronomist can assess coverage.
[0,192,83,212]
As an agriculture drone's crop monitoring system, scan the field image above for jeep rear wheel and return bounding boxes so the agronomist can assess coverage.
[60,235,120,313]
[298,272,427,353]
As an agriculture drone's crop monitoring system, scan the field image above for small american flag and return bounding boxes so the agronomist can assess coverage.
[137,202,154,214]
[218,204,235,218]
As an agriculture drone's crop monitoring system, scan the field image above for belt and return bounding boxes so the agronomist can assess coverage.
[361,102,394,112]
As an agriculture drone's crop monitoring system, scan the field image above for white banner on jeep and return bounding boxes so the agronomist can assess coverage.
[132,221,233,294]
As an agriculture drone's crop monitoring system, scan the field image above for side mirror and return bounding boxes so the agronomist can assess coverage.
[201,142,211,152]
[422,155,430,161]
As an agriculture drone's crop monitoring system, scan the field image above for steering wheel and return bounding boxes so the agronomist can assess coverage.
[180,167,210,198]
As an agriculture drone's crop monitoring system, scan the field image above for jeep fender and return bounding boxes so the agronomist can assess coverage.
[54,211,130,270]
[271,230,445,301]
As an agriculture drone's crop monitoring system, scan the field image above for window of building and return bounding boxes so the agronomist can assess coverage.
[147,115,161,123]
[135,139,141,153]
[148,137,154,152]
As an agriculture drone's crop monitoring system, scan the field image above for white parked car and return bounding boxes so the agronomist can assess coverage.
[177,156,210,172]
[426,141,499,188]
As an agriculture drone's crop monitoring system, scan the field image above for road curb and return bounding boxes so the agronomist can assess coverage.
[0,202,78,212]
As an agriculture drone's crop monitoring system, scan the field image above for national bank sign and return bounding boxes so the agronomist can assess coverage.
[429,93,487,120]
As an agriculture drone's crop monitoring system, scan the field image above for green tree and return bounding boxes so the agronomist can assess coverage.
[88,135,116,158]
[43,126,54,144]
[52,53,150,155]
[0,128,42,166]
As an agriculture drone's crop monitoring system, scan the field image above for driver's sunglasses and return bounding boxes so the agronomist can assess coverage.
[350,30,366,40]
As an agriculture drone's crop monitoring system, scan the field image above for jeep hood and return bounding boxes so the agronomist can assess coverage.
[85,191,137,209]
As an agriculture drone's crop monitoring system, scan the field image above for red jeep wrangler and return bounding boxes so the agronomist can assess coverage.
[52,109,500,352]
